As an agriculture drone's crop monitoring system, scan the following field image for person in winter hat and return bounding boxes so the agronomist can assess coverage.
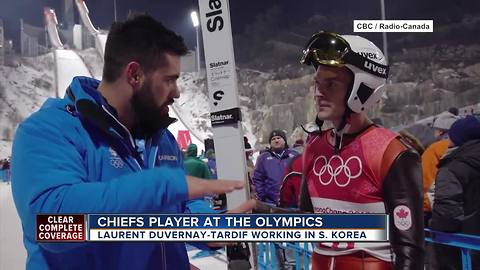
[268,129,289,149]
[422,111,460,222]
[432,112,459,139]
[252,129,297,204]
[448,115,480,147]
[430,115,480,270]
[184,144,211,179]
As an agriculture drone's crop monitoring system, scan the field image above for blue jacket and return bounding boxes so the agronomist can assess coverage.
[11,76,206,270]
[252,149,297,204]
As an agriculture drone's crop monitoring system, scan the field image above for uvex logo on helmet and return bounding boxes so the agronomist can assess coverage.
[359,52,379,60]
[357,48,384,61]
[363,61,387,76]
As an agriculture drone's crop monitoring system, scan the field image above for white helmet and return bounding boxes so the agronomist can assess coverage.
[300,32,388,113]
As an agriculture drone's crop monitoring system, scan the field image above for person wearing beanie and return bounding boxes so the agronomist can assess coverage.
[252,129,297,204]
[184,144,211,180]
[432,112,459,139]
[430,115,480,269]
[448,115,480,147]
[268,129,289,149]
[253,130,297,269]
[422,111,460,224]
[183,144,219,214]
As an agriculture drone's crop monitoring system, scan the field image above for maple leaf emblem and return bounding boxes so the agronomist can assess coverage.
[396,208,409,219]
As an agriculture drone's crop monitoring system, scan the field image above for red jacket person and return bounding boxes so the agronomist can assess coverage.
[298,32,424,270]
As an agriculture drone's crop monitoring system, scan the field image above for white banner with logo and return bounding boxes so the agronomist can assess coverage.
[353,20,433,32]
[198,0,248,209]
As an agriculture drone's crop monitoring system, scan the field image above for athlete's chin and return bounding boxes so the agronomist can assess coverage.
[316,110,335,121]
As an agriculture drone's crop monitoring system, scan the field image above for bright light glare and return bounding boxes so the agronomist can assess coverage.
[190,11,199,27]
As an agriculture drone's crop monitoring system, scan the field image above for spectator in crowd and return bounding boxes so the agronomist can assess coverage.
[184,143,217,211]
[10,15,251,270]
[279,152,304,269]
[292,138,305,154]
[0,158,10,170]
[205,149,217,179]
[253,130,297,270]
[278,153,304,270]
[298,31,424,269]
[244,136,255,169]
[279,155,302,209]
[448,107,459,116]
[244,136,256,199]
[252,130,297,204]
[203,148,228,210]
[184,143,211,180]
[430,115,480,270]
[0,158,11,183]
[422,112,459,224]
[279,137,305,208]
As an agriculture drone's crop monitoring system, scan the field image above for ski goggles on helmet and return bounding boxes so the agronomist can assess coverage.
[300,31,389,78]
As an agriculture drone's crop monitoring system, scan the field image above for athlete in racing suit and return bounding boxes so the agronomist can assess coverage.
[298,32,424,270]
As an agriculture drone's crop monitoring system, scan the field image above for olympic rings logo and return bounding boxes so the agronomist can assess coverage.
[109,148,125,169]
[313,155,362,187]
[110,158,124,169]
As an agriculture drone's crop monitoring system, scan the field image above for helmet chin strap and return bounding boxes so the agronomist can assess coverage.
[333,109,352,154]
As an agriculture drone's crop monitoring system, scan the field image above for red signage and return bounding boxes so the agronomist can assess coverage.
[177,130,192,150]
[36,214,85,242]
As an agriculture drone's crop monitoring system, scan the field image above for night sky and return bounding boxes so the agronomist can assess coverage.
[0,0,478,51]
[0,0,317,49]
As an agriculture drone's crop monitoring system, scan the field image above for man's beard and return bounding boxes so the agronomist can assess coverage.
[131,80,174,136]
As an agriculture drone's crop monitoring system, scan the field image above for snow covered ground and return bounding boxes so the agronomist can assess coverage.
[175,72,258,147]
[0,183,26,270]
[0,49,259,156]
[0,53,57,159]
[0,140,12,159]
[54,49,92,97]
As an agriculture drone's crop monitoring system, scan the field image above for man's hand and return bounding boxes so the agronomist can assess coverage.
[186,176,244,200]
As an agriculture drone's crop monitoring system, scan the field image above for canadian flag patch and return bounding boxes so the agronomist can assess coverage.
[393,205,412,231]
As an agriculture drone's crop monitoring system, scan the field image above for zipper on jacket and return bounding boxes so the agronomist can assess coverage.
[101,105,142,171]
